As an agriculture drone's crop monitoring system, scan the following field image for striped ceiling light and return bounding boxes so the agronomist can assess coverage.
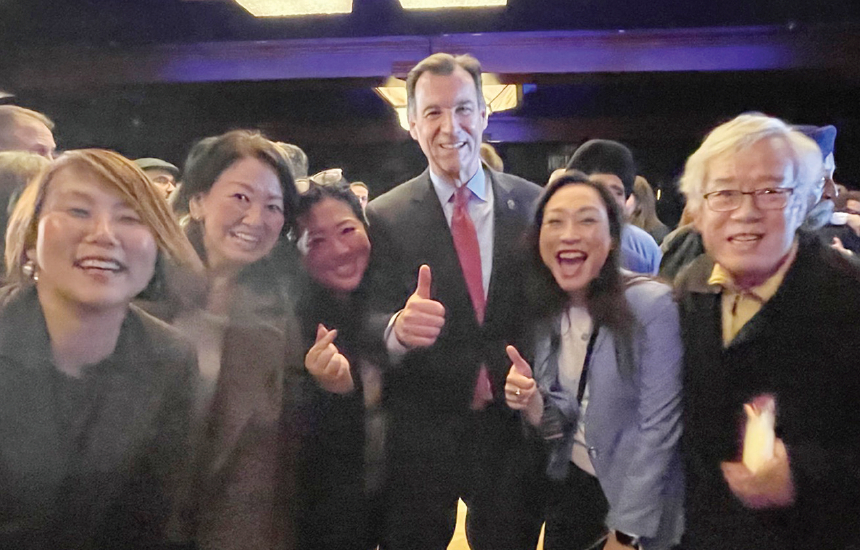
[399,0,506,8]
[234,0,352,17]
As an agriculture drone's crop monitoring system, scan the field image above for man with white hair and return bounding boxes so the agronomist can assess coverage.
[676,113,860,549]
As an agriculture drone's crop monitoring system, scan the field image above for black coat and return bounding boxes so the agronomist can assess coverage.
[676,232,860,550]
[293,278,387,550]
[0,285,195,550]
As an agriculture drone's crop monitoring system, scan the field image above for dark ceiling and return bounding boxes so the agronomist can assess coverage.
[2,0,859,223]
[2,0,859,48]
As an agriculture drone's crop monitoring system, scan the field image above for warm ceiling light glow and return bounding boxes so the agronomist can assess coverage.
[399,0,506,9]
[234,0,352,17]
[374,74,519,131]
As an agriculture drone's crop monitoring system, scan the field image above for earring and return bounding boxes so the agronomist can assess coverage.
[22,260,38,282]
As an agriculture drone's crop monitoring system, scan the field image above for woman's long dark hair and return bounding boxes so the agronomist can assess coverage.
[527,170,637,375]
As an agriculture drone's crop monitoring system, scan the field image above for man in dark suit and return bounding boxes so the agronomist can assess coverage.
[675,113,860,549]
[365,53,544,550]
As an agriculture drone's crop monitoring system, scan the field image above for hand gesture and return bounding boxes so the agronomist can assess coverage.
[831,237,854,257]
[504,345,543,426]
[393,264,446,349]
[305,324,354,394]
[721,438,795,509]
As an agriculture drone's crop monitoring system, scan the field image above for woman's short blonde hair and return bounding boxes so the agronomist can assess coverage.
[680,113,823,217]
[5,149,201,289]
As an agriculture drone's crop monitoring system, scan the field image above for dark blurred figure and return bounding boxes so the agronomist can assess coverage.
[658,204,705,282]
[0,105,56,159]
[627,175,670,244]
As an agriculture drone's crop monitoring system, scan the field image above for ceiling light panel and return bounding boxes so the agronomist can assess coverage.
[399,0,506,9]
[235,0,353,17]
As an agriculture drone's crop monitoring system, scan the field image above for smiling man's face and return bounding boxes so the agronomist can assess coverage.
[409,65,488,186]
[695,136,803,288]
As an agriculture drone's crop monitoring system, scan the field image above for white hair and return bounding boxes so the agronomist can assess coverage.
[680,114,823,224]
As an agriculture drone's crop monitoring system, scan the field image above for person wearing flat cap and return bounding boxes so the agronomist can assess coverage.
[135,157,180,200]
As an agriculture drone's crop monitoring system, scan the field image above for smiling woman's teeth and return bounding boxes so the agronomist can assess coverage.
[558,252,586,262]
[78,259,122,271]
[232,232,259,244]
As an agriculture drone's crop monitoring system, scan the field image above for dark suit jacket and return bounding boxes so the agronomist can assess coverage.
[676,231,860,550]
[365,168,541,414]
[0,285,195,550]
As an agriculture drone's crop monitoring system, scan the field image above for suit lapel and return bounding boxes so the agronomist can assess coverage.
[485,171,531,329]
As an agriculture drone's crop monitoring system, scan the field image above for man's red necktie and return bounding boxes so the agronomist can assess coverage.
[451,185,493,408]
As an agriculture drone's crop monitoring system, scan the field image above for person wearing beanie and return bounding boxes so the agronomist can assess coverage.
[567,139,662,274]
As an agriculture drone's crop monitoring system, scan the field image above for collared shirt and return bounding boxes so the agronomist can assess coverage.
[558,305,597,475]
[428,167,495,296]
[708,242,798,345]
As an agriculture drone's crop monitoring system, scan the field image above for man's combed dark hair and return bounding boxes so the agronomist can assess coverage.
[405,53,484,121]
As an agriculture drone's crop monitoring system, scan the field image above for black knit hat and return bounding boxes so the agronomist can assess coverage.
[566,139,636,197]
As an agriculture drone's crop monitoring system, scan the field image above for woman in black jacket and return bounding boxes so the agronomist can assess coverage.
[0,149,201,549]
[293,181,386,550]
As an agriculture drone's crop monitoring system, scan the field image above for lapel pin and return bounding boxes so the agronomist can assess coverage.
[507,199,516,210]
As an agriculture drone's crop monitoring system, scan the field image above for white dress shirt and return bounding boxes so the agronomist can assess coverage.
[558,305,597,475]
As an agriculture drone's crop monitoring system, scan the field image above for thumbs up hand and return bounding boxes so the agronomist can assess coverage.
[305,324,354,394]
[394,264,446,349]
[504,345,543,426]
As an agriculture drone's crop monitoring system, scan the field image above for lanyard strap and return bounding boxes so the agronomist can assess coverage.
[576,325,600,404]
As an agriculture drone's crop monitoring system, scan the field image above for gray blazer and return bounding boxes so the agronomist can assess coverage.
[533,276,684,549]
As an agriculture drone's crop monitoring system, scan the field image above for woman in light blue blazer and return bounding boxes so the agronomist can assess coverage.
[505,171,683,550]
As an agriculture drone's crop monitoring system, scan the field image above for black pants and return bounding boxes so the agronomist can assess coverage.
[543,463,609,550]
[380,403,546,550]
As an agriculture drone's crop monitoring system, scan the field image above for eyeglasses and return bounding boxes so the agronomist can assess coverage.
[702,188,794,212]
[309,168,347,187]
